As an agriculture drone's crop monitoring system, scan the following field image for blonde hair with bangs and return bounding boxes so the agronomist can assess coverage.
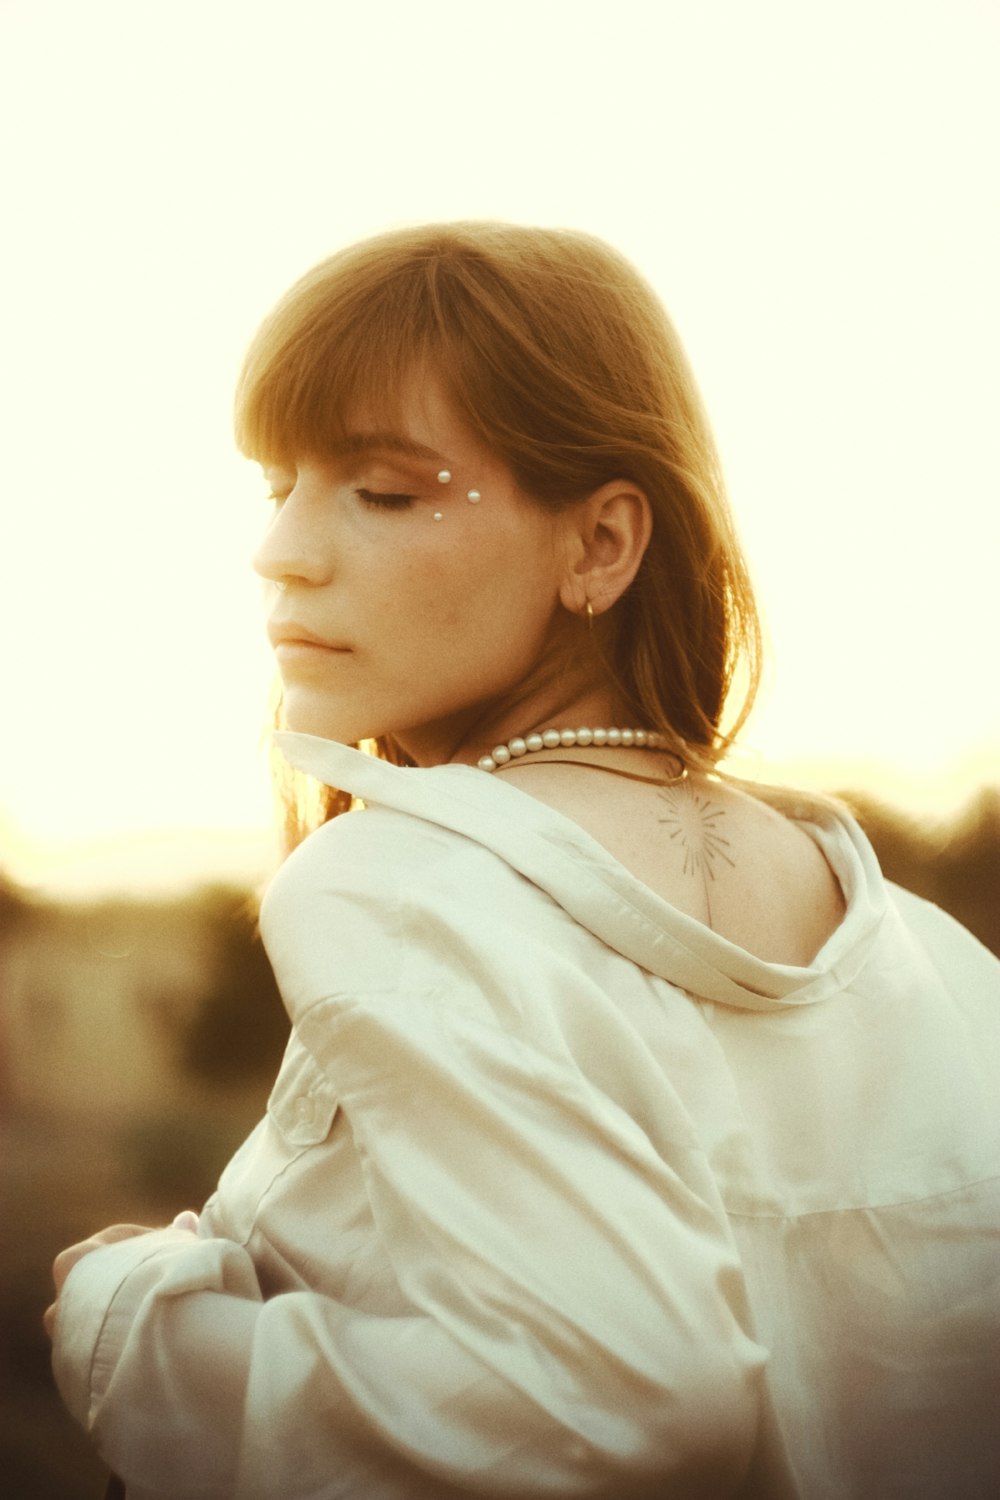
[235,222,761,844]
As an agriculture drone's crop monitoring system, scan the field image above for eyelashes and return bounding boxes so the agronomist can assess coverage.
[355,488,417,511]
[263,487,420,512]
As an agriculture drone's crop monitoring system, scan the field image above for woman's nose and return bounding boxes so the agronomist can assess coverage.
[252,488,332,588]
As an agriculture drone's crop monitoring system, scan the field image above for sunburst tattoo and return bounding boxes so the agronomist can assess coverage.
[656,782,736,883]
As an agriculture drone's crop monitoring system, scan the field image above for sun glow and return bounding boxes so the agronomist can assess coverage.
[1,0,996,893]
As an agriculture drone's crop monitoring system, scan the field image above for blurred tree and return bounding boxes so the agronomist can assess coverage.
[178,888,288,1083]
[0,871,37,937]
[842,788,999,958]
[935,788,1000,957]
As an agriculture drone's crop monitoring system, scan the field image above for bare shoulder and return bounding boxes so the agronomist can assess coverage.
[498,759,846,965]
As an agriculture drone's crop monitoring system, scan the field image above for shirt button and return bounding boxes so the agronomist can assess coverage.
[294,1093,314,1126]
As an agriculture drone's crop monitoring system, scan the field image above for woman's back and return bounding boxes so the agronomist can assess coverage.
[264,737,1000,1497]
[499,754,847,967]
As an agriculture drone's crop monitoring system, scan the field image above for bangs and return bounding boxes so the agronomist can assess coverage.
[234,251,445,465]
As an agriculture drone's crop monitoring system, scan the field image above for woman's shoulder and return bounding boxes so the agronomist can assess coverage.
[259,798,530,971]
[272,800,465,891]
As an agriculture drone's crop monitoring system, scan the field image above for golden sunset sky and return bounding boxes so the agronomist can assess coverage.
[1,0,997,893]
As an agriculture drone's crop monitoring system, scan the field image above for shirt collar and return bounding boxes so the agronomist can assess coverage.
[273,732,889,1011]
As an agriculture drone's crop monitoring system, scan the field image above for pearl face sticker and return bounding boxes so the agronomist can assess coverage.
[429,479,484,518]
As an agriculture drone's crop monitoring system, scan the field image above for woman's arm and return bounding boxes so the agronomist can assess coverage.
[51,810,766,1497]
[51,985,763,1500]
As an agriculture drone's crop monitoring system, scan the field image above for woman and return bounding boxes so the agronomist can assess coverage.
[47,223,1000,1498]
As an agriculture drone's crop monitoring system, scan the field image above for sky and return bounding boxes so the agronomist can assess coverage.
[1,0,997,892]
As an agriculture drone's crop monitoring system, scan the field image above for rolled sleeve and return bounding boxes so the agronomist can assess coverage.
[53,1228,263,1490]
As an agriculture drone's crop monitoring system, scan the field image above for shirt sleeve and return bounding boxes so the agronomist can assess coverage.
[52,812,766,1499]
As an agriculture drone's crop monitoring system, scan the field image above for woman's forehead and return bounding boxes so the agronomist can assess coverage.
[278,374,484,470]
[250,339,529,499]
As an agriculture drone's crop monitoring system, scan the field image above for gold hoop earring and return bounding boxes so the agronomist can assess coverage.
[585,600,594,631]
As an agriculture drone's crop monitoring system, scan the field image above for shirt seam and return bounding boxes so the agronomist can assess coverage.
[724,1170,1000,1221]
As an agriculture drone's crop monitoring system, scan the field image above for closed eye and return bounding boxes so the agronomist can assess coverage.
[356,488,417,510]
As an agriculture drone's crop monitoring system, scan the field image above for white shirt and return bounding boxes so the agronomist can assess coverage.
[53,734,1000,1498]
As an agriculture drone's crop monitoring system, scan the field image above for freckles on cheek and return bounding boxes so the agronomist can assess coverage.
[404,517,545,638]
[407,552,479,631]
[427,588,474,636]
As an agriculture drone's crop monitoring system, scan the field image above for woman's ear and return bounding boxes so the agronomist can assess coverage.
[557,480,652,619]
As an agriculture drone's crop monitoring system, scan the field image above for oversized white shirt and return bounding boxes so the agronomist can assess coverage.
[53,734,1000,1498]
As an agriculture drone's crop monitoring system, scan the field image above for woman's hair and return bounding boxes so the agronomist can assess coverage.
[235,222,761,846]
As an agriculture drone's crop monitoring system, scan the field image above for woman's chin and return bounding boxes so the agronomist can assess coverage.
[280,695,372,745]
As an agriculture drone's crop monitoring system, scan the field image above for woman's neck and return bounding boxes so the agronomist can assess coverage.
[395,682,626,770]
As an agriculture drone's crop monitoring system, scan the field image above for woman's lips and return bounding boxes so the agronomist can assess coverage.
[268,621,351,653]
[273,639,352,661]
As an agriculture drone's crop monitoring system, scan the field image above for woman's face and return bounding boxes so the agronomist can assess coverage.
[253,374,581,764]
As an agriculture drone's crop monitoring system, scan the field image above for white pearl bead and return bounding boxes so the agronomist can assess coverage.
[542,730,561,748]
[525,733,544,752]
[491,745,512,765]
[621,728,635,746]
[437,470,451,483]
[433,512,444,521]
[592,727,607,744]
[635,730,647,746]
[575,727,593,745]
[508,737,528,756]
[478,755,496,772]
[467,489,481,503]
[560,729,577,746]
[606,728,622,745]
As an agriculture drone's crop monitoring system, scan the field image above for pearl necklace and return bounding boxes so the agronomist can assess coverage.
[477,727,670,773]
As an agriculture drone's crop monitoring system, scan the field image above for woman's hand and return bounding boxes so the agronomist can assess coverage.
[44,1212,201,1339]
